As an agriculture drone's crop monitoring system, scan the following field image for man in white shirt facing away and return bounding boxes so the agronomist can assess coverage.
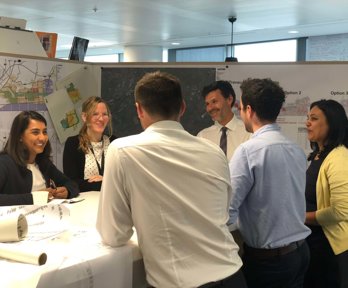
[97,71,247,288]
[197,80,251,161]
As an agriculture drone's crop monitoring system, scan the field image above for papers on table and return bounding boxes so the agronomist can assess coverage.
[0,204,70,268]
[0,204,70,241]
[0,193,134,288]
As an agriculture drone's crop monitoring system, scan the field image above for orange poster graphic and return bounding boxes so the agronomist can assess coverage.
[35,31,58,58]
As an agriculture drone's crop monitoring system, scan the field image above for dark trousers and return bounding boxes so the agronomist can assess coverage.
[304,237,348,288]
[198,269,247,288]
[231,229,244,257]
[148,269,247,288]
[242,240,310,288]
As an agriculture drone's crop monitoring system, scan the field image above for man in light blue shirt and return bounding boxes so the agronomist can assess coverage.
[229,78,311,288]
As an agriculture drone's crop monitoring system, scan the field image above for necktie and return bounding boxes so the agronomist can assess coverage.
[220,126,228,155]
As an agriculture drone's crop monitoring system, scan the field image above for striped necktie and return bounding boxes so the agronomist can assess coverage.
[220,126,228,155]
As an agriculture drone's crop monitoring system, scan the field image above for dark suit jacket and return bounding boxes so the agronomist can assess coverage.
[0,153,79,206]
[63,134,116,192]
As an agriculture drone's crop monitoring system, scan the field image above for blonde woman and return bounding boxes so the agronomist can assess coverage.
[63,96,116,192]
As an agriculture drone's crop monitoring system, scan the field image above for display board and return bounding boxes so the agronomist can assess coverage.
[216,62,348,155]
[0,53,95,169]
[100,62,348,156]
[101,66,216,137]
[2,56,348,168]
[0,28,47,57]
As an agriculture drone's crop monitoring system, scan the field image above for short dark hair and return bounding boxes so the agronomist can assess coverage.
[240,78,285,122]
[308,99,348,160]
[2,111,52,167]
[135,71,183,118]
[201,81,236,107]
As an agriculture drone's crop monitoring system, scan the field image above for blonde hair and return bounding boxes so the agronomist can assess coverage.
[78,96,113,154]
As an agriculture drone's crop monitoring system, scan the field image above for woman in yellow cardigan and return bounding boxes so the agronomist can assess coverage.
[304,99,348,288]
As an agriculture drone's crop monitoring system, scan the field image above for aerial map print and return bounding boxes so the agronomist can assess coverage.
[0,56,88,168]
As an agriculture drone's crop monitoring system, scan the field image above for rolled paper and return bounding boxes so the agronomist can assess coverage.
[0,243,47,265]
[0,214,28,242]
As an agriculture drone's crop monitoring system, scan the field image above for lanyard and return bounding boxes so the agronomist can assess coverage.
[89,141,105,176]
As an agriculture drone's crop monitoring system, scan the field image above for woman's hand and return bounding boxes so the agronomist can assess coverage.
[45,187,55,200]
[88,175,103,183]
[49,186,68,199]
[305,211,319,226]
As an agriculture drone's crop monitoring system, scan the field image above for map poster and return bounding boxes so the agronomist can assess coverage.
[45,89,81,144]
[46,66,98,143]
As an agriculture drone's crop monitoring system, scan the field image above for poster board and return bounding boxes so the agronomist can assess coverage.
[99,62,348,156]
[0,53,96,169]
[1,56,348,167]
[0,28,47,57]
[101,65,216,137]
[215,62,348,155]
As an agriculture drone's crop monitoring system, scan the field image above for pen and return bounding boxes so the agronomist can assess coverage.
[49,179,57,190]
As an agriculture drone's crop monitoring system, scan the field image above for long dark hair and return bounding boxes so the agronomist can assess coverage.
[2,111,52,167]
[308,99,348,160]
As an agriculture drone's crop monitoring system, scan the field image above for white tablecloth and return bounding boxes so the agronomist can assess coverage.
[0,192,147,288]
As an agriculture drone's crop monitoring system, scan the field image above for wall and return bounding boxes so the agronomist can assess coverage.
[1,54,348,168]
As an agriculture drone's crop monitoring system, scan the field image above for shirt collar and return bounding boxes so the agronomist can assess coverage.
[252,123,280,138]
[215,115,238,131]
[145,120,184,132]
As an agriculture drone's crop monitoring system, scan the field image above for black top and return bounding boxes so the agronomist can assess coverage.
[0,154,79,206]
[63,134,116,192]
[305,154,326,245]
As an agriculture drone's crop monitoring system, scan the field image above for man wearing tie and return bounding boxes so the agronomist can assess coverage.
[197,81,251,161]
[197,80,250,255]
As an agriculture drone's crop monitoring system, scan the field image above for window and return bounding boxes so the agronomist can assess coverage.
[176,46,226,62]
[84,54,119,62]
[235,40,297,62]
[170,39,297,62]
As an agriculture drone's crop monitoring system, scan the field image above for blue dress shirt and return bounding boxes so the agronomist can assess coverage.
[229,123,311,248]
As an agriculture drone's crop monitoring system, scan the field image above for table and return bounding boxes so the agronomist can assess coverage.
[0,192,147,288]
[68,192,147,288]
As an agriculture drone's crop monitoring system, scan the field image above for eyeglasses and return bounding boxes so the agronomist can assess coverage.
[92,113,109,119]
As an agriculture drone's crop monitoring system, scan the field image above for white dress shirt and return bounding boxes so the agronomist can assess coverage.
[97,120,242,288]
[197,116,251,161]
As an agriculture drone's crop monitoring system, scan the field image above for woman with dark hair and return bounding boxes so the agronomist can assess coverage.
[63,96,116,192]
[0,111,79,206]
[304,99,348,288]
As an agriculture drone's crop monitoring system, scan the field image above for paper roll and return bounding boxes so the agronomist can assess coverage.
[0,214,28,242]
[0,243,47,265]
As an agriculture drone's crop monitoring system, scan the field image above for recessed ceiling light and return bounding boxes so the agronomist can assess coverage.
[288,30,299,34]
[171,42,180,45]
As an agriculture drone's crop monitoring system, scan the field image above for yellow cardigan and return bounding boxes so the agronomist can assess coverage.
[316,146,348,255]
